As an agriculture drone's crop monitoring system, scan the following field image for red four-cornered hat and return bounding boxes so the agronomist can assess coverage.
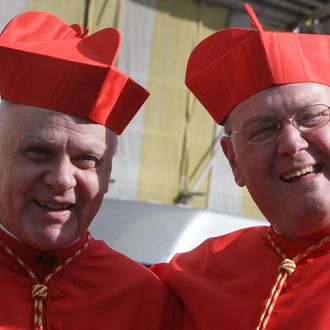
[185,3,330,125]
[0,11,149,135]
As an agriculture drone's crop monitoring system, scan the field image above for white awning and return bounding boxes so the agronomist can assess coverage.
[89,198,267,265]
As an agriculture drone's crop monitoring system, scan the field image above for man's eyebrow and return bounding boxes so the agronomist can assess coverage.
[239,115,278,128]
[20,135,109,153]
[18,135,58,146]
[251,115,279,122]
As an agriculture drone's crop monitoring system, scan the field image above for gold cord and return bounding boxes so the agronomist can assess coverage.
[0,233,91,330]
[256,228,330,330]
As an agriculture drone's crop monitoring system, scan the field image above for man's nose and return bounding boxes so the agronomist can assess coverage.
[43,157,77,192]
[276,120,308,156]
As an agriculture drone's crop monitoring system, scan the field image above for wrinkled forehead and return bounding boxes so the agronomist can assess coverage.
[0,101,89,123]
[228,82,330,125]
[0,101,117,146]
[0,101,109,130]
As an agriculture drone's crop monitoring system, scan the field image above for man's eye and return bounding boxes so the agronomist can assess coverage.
[246,124,277,142]
[297,112,328,126]
[25,147,52,162]
[74,155,100,169]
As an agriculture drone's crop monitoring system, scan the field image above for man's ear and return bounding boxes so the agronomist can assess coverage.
[220,137,245,187]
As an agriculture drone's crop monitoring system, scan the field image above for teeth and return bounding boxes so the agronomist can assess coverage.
[282,166,315,180]
[37,201,71,210]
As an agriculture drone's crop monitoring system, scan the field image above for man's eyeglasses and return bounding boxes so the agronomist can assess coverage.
[227,104,330,144]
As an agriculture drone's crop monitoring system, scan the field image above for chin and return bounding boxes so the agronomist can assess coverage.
[26,231,77,251]
[29,240,65,251]
[276,218,329,239]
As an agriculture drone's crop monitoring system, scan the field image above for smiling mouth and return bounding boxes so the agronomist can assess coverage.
[281,165,320,181]
[36,201,73,211]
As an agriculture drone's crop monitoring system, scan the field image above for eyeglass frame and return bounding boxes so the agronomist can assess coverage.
[225,103,330,144]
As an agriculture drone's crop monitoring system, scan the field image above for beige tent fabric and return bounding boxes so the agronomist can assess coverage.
[87,0,124,32]
[182,5,229,209]
[27,0,86,25]
[136,0,202,204]
[137,0,227,208]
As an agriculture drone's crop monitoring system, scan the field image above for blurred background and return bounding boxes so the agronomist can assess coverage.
[1,0,330,262]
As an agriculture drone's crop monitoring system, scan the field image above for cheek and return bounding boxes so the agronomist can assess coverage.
[79,177,100,199]
[78,170,109,200]
[77,173,107,225]
[235,147,273,184]
[0,172,31,230]
[314,131,330,155]
[98,162,112,193]
[0,166,36,198]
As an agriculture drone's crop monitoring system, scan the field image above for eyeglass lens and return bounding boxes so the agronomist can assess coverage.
[242,104,330,144]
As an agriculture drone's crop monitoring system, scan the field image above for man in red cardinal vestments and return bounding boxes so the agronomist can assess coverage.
[0,11,182,330]
[152,3,330,329]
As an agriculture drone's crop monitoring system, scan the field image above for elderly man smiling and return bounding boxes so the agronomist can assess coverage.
[153,3,330,330]
[0,11,181,330]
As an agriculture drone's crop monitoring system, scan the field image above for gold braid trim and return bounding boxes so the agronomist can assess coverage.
[0,233,91,330]
[256,228,330,330]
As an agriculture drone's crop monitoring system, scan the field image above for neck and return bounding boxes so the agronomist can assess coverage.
[271,221,330,240]
[0,223,82,250]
